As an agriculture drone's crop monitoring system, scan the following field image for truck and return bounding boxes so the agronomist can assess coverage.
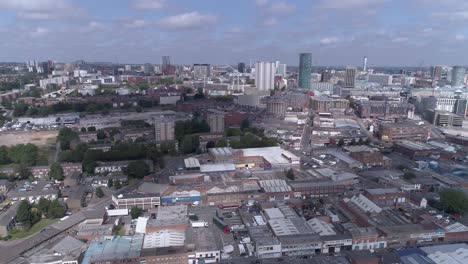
[213,215,231,234]
[191,221,208,228]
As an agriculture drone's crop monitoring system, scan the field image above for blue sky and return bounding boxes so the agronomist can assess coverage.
[0,0,468,66]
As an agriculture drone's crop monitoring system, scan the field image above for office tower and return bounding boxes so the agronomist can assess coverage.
[345,67,357,88]
[363,56,368,72]
[155,121,175,142]
[298,53,312,89]
[238,62,246,73]
[143,63,152,73]
[207,113,225,133]
[276,63,287,77]
[368,74,393,86]
[430,65,442,80]
[193,64,211,79]
[321,70,331,82]
[255,61,276,91]
[451,66,466,87]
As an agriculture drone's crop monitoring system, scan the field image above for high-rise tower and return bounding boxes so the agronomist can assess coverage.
[299,53,312,89]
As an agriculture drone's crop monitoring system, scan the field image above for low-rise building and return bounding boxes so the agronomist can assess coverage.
[349,227,387,251]
[393,140,439,160]
[344,145,391,168]
[81,234,144,264]
[378,120,431,141]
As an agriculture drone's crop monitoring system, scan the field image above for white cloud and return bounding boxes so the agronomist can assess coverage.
[80,21,108,33]
[0,0,81,20]
[422,27,433,33]
[133,0,164,10]
[256,0,269,7]
[320,0,387,9]
[158,12,218,30]
[124,19,148,28]
[320,37,340,45]
[267,2,295,15]
[261,17,278,27]
[455,34,466,40]
[30,27,50,37]
[392,37,409,43]
[432,11,468,21]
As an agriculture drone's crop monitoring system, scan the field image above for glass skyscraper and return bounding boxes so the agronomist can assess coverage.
[451,66,466,87]
[299,53,312,89]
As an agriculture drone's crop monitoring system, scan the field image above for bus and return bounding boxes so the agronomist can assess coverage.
[213,215,231,234]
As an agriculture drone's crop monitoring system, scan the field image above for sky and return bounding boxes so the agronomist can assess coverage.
[0,0,468,66]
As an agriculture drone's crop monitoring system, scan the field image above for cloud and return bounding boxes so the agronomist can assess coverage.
[124,19,149,28]
[30,27,50,37]
[392,37,409,43]
[267,2,295,16]
[455,34,466,40]
[432,11,468,21]
[133,0,165,10]
[0,0,82,20]
[256,0,269,7]
[80,21,108,33]
[260,17,278,27]
[320,37,340,45]
[319,0,387,9]
[158,12,218,30]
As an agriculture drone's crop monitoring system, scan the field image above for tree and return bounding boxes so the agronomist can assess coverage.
[97,130,107,140]
[285,169,295,180]
[357,138,364,145]
[15,164,31,180]
[180,135,194,154]
[337,138,345,147]
[403,172,416,180]
[49,162,64,181]
[8,144,38,166]
[241,119,250,131]
[350,138,357,145]
[440,189,468,215]
[206,141,215,149]
[80,127,86,132]
[114,180,122,190]
[87,126,96,132]
[130,206,143,219]
[57,128,78,151]
[107,179,113,188]
[136,106,142,113]
[95,187,104,198]
[216,139,228,148]
[37,198,51,216]
[127,160,150,179]
[16,200,32,229]
[47,200,65,218]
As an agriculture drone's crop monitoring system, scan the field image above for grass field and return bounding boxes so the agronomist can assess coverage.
[9,218,58,240]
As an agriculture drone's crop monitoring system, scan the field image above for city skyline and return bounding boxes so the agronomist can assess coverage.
[1,0,468,66]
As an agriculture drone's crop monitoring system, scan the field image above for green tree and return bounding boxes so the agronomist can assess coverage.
[97,130,107,140]
[136,106,142,113]
[16,200,32,229]
[107,179,113,188]
[8,144,38,166]
[114,180,122,190]
[241,119,250,131]
[216,139,228,148]
[130,207,143,219]
[14,164,31,180]
[57,128,78,151]
[87,126,96,132]
[337,138,345,147]
[180,135,194,154]
[80,127,86,132]
[95,187,104,198]
[127,160,150,179]
[403,172,416,180]
[48,162,64,181]
[37,198,51,216]
[440,189,468,215]
[285,169,295,180]
[47,200,65,218]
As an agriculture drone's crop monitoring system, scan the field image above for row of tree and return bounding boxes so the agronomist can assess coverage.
[16,199,65,229]
[0,144,41,166]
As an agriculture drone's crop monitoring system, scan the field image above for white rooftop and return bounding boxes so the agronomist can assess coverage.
[241,146,300,165]
[135,217,148,234]
[184,157,201,168]
[264,208,285,220]
[259,179,292,193]
[143,230,185,249]
[200,163,236,173]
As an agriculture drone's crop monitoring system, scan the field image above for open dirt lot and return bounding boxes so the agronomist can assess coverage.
[0,130,58,146]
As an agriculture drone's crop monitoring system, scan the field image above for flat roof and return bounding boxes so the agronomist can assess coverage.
[82,234,144,264]
[241,146,300,165]
[366,188,402,195]
[200,163,236,173]
[184,157,200,168]
[395,140,435,151]
[259,180,292,193]
[143,230,185,249]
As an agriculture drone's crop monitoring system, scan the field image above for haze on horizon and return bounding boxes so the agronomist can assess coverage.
[0,0,468,66]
